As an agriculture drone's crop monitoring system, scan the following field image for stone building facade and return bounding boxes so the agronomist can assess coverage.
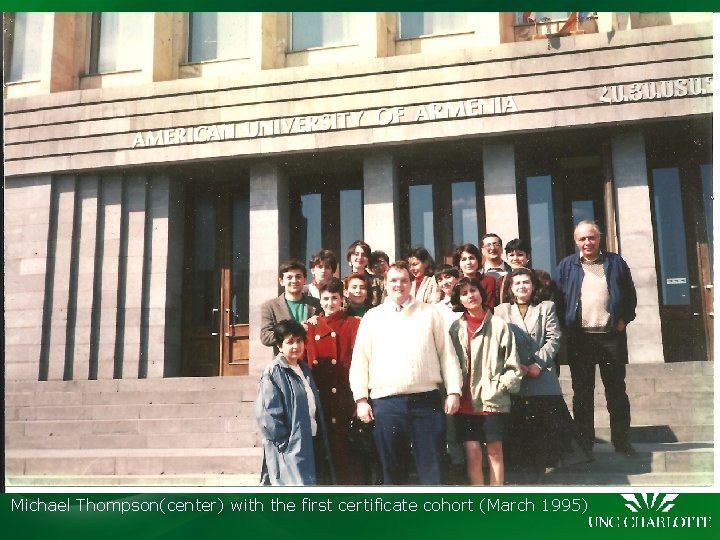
[4,12,713,383]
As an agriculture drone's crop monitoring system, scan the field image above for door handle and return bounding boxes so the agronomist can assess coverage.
[709,312,714,319]
[211,308,219,336]
[693,312,701,317]
[690,285,699,289]
[705,284,714,290]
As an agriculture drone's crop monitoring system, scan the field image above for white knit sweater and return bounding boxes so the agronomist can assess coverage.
[349,298,463,400]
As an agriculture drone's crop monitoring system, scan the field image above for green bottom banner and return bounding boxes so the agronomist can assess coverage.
[3,492,717,538]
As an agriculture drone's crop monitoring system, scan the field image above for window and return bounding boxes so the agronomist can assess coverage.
[515,12,570,25]
[292,185,364,278]
[403,171,484,262]
[526,175,558,279]
[5,12,48,82]
[398,12,470,39]
[187,12,249,63]
[290,12,358,51]
[89,12,146,74]
[651,168,692,306]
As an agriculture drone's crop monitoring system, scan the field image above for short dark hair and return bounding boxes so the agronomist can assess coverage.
[369,250,389,267]
[273,319,306,347]
[344,271,370,288]
[481,233,503,246]
[319,276,344,296]
[504,238,531,255]
[452,243,481,267]
[346,240,371,262]
[406,246,435,277]
[450,276,488,312]
[310,249,338,272]
[434,263,460,282]
[508,267,543,305]
[278,258,307,278]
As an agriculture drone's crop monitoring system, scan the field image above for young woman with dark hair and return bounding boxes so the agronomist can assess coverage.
[494,268,592,481]
[451,243,498,308]
[407,246,439,304]
[448,277,522,485]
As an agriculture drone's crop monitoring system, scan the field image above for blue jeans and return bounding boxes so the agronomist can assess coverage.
[371,390,445,485]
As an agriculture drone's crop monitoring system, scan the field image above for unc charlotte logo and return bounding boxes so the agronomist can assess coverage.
[621,493,678,513]
[588,493,711,528]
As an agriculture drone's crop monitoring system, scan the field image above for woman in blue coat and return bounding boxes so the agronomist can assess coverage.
[494,268,592,480]
[256,319,335,486]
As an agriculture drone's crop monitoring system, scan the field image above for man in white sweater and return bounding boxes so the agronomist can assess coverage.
[349,261,462,485]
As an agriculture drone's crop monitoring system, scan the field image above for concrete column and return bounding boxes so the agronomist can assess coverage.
[482,144,519,245]
[249,163,289,377]
[47,176,77,380]
[96,176,123,379]
[120,176,148,378]
[46,12,78,92]
[611,132,663,363]
[363,154,400,262]
[70,176,99,381]
[4,176,52,380]
[149,12,175,82]
[357,12,389,58]
[145,176,171,378]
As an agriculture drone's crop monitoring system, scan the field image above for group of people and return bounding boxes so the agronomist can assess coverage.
[255,220,638,486]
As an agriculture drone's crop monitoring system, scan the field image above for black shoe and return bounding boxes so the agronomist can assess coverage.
[614,442,637,456]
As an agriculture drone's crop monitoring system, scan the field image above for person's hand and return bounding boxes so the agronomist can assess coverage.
[526,363,541,378]
[615,319,626,332]
[356,399,374,423]
[519,364,529,376]
[305,315,319,327]
[445,393,460,415]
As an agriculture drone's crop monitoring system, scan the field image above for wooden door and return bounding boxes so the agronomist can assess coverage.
[182,187,250,376]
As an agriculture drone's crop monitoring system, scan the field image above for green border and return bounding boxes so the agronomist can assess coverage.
[3,2,720,12]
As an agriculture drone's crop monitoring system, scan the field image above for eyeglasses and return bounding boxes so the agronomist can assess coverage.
[483,242,502,248]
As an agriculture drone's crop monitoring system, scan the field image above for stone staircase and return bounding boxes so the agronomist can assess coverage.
[5,361,714,487]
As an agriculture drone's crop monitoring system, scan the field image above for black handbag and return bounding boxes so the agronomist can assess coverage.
[347,417,376,458]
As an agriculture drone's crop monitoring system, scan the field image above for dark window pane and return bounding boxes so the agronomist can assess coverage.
[231,193,250,324]
[701,164,713,272]
[300,193,322,268]
[340,189,363,278]
[190,194,217,326]
[409,184,435,258]
[526,175,558,277]
[652,168,691,305]
[451,181,478,247]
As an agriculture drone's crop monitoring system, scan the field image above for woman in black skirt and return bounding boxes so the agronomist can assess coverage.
[494,268,592,481]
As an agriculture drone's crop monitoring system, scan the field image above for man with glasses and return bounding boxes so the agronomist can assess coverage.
[481,233,512,280]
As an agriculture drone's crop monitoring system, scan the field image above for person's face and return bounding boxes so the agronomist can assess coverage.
[320,291,343,317]
[280,334,305,365]
[407,256,427,278]
[511,274,534,304]
[437,274,458,296]
[311,262,334,285]
[459,251,479,277]
[279,269,306,294]
[482,236,503,263]
[458,284,483,312]
[574,224,601,259]
[344,278,368,305]
[371,258,389,276]
[349,246,369,272]
[507,250,530,270]
[385,267,411,304]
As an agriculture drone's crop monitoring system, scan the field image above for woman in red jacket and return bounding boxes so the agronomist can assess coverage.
[304,277,365,484]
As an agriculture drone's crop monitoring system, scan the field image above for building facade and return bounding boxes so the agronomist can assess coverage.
[4,12,713,383]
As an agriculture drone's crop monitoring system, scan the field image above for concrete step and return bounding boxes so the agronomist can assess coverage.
[505,442,714,486]
[559,376,714,395]
[8,402,254,421]
[594,424,714,443]
[5,447,264,476]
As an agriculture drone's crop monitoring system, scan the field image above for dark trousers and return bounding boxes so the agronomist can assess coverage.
[371,390,445,485]
[567,330,631,448]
